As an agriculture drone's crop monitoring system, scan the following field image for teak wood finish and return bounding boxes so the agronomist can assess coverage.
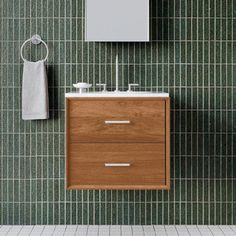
[69,100,165,143]
[65,97,170,190]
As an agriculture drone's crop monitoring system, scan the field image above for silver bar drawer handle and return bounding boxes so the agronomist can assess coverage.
[105,120,130,124]
[105,163,131,167]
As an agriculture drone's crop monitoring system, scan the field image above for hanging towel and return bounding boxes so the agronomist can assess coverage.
[22,60,49,120]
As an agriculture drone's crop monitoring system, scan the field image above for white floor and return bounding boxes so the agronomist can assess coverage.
[0,225,236,236]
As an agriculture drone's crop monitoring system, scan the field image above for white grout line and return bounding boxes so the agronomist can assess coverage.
[0,0,3,226]
[207,0,211,225]
[184,0,188,225]
[202,0,205,225]
[191,0,194,225]
[196,0,199,225]
[2,62,236,66]
[220,0,223,225]
[6,0,9,225]
[2,16,236,19]
[52,0,55,225]
[178,0,182,225]
[231,0,235,225]
[214,0,217,225]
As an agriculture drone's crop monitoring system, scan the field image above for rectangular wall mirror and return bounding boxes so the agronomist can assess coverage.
[85,0,149,42]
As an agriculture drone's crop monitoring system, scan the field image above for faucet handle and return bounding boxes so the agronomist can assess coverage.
[127,83,139,92]
[96,83,107,92]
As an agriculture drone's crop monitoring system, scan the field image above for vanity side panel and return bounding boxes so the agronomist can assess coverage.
[65,98,70,188]
[165,98,170,189]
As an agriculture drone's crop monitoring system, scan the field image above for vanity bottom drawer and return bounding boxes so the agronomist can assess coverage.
[66,143,166,189]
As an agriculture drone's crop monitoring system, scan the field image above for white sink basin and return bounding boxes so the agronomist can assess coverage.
[65,91,169,97]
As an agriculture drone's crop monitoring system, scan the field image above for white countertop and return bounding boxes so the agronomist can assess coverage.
[65,91,169,98]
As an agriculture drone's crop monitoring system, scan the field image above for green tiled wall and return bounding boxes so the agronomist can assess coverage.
[0,0,236,225]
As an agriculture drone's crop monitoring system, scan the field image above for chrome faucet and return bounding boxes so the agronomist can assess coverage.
[96,83,107,92]
[96,53,140,92]
[127,83,139,92]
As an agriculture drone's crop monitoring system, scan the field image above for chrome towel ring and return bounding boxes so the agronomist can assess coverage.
[21,34,49,62]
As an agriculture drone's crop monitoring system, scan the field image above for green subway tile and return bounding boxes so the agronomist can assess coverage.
[104,203,111,225]
[58,203,65,224]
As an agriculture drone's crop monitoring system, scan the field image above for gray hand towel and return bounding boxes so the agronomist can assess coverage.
[22,60,49,120]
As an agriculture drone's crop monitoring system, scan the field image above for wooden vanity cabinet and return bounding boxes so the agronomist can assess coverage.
[65,98,170,190]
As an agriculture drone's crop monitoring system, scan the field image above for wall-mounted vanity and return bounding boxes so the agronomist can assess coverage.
[65,92,170,190]
[85,0,149,41]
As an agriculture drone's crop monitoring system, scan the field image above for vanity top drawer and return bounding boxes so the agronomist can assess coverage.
[66,98,166,143]
[67,143,166,189]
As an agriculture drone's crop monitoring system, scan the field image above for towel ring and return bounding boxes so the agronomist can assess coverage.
[21,35,49,62]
